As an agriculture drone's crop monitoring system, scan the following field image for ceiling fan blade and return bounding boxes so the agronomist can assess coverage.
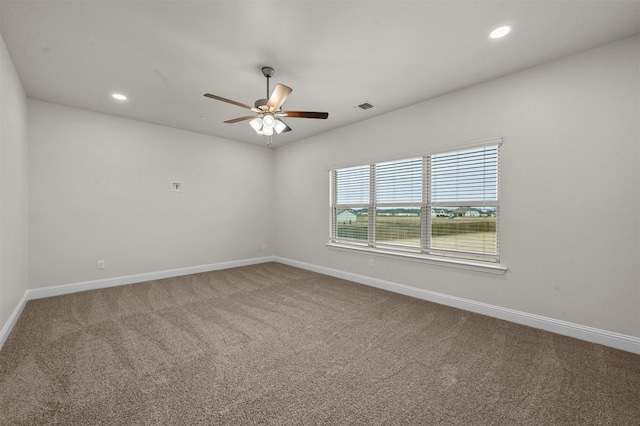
[224,115,256,124]
[204,93,261,112]
[266,84,292,111]
[282,111,329,119]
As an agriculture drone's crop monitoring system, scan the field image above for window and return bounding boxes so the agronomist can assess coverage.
[330,141,501,266]
[333,165,370,242]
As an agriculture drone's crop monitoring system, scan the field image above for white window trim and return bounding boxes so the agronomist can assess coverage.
[326,242,507,274]
[329,138,506,274]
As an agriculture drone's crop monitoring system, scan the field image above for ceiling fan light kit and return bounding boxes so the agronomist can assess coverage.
[248,115,288,137]
[204,67,328,145]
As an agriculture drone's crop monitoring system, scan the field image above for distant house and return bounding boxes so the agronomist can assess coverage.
[336,209,357,224]
[431,208,449,217]
[452,207,481,217]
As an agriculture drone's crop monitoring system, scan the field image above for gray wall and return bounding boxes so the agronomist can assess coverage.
[28,100,274,288]
[0,35,29,329]
[273,35,640,338]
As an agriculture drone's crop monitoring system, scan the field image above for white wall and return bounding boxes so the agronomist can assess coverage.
[273,36,640,338]
[28,100,274,288]
[0,35,29,330]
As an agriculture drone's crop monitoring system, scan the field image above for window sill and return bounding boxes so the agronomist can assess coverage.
[326,242,507,275]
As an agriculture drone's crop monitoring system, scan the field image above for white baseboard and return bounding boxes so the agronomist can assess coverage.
[0,256,275,350]
[26,256,276,300]
[274,256,640,355]
[0,291,29,350]
[3,255,638,355]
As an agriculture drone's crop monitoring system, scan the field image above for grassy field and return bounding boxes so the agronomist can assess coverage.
[336,215,497,254]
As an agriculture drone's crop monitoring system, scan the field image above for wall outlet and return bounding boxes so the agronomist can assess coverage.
[97,260,106,270]
[369,259,374,268]
[262,243,267,250]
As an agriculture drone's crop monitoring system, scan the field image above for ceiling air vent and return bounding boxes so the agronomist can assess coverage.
[355,102,375,111]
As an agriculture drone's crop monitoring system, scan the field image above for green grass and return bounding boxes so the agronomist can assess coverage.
[336,215,497,254]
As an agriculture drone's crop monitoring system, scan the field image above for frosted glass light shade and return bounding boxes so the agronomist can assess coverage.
[249,117,263,133]
[274,119,287,134]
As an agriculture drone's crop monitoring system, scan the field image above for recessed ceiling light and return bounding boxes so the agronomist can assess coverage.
[112,93,127,101]
[490,25,511,39]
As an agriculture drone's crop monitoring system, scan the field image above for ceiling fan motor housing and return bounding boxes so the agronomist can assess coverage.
[261,66,275,78]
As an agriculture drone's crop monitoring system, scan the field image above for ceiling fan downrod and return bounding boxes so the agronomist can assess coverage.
[262,66,275,100]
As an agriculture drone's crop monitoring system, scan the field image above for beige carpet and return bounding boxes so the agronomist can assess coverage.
[1,262,638,425]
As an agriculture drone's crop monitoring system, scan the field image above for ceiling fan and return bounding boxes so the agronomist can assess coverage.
[204,66,329,145]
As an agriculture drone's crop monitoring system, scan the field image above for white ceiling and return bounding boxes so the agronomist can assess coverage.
[1,1,639,148]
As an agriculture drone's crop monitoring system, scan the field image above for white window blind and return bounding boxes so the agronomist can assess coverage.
[376,158,422,204]
[431,146,498,204]
[334,165,370,205]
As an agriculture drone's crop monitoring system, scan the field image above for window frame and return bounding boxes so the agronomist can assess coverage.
[328,139,506,274]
